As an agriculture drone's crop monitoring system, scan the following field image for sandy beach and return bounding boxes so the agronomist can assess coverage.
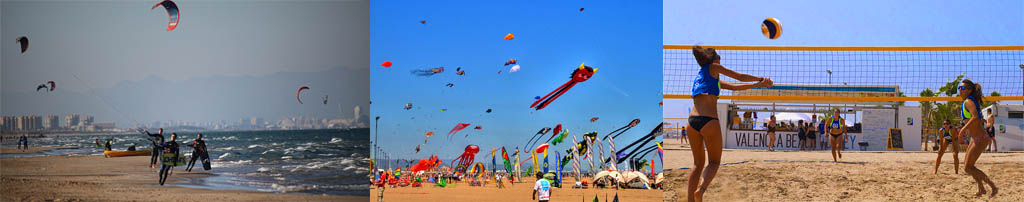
[370,178,662,202]
[0,147,366,202]
[660,140,1024,201]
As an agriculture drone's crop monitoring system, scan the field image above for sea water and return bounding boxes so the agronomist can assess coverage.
[0,129,370,196]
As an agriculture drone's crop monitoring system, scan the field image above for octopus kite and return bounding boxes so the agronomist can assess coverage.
[530,64,596,110]
[452,145,480,173]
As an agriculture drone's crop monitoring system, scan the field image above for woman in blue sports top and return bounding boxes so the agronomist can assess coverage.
[933,120,959,174]
[957,79,997,197]
[825,109,848,162]
[685,45,772,202]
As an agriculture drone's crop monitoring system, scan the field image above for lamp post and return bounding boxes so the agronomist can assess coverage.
[374,116,380,166]
[826,70,833,85]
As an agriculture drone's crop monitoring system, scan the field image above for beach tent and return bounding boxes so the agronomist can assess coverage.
[654,173,664,187]
[623,171,650,189]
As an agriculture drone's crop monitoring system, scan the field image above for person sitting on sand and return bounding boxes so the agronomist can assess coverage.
[533,175,552,202]
[185,133,208,172]
[685,45,772,202]
[158,133,180,186]
[145,128,165,169]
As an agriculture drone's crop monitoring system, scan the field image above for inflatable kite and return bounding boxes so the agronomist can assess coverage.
[447,123,471,139]
[524,127,552,150]
[530,64,596,110]
[15,36,28,54]
[296,86,309,104]
[381,61,393,67]
[590,117,599,123]
[411,67,444,76]
[151,0,180,31]
[504,59,517,66]
[451,145,479,173]
[36,81,55,92]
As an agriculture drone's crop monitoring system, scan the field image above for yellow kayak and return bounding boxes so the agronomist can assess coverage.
[104,149,152,157]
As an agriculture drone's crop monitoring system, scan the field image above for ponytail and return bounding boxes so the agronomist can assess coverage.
[692,45,718,67]
[962,79,984,104]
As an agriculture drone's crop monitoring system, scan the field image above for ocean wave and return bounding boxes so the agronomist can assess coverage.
[329,138,344,144]
[257,167,272,172]
[218,153,232,159]
[247,144,265,149]
[213,146,238,152]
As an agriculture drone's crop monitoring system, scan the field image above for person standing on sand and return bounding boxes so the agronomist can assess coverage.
[145,128,165,169]
[685,45,772,202]
[933,120,960,174]
[805,122,817,150]
[533,177,552,202]
[825,109,848,162]
[20,135,28,151]
[158,133,180,185]
[797,120,807,151]
[956,79,998,197]
[185,133,208,172]
[985,108,997,152]
[767,116,777,151]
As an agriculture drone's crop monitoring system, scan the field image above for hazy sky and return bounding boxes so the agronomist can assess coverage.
[2,0,369,126]
[371,0,662,168]
[663,0,1024,122]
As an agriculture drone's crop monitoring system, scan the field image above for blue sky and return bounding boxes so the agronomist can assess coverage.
[370,0,662,169]
[663,0,1024,123]
[2,0,369,125]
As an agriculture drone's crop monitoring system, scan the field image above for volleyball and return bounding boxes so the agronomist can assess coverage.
[761,17,782,39]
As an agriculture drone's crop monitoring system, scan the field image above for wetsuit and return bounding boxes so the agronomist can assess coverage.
[158,140,179,185]
[688,63,720,131]
[146,132,165,167]
[185,139,207,172]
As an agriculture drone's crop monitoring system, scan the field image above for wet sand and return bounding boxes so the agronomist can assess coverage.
[0,154,366,202]
[370,178,662,202]
[661,140,1024,201]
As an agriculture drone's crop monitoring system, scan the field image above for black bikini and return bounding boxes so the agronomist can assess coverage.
[689,116,719,131]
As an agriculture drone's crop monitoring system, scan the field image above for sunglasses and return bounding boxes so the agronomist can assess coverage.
[957,86,965,91]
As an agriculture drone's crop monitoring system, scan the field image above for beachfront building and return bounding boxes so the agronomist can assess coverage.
[65,114,80,129]
[709,84,921,151]
[17,115,44,131]
[44,115,60,129]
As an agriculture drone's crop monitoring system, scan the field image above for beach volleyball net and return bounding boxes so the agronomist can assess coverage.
[663,45,1024,102]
